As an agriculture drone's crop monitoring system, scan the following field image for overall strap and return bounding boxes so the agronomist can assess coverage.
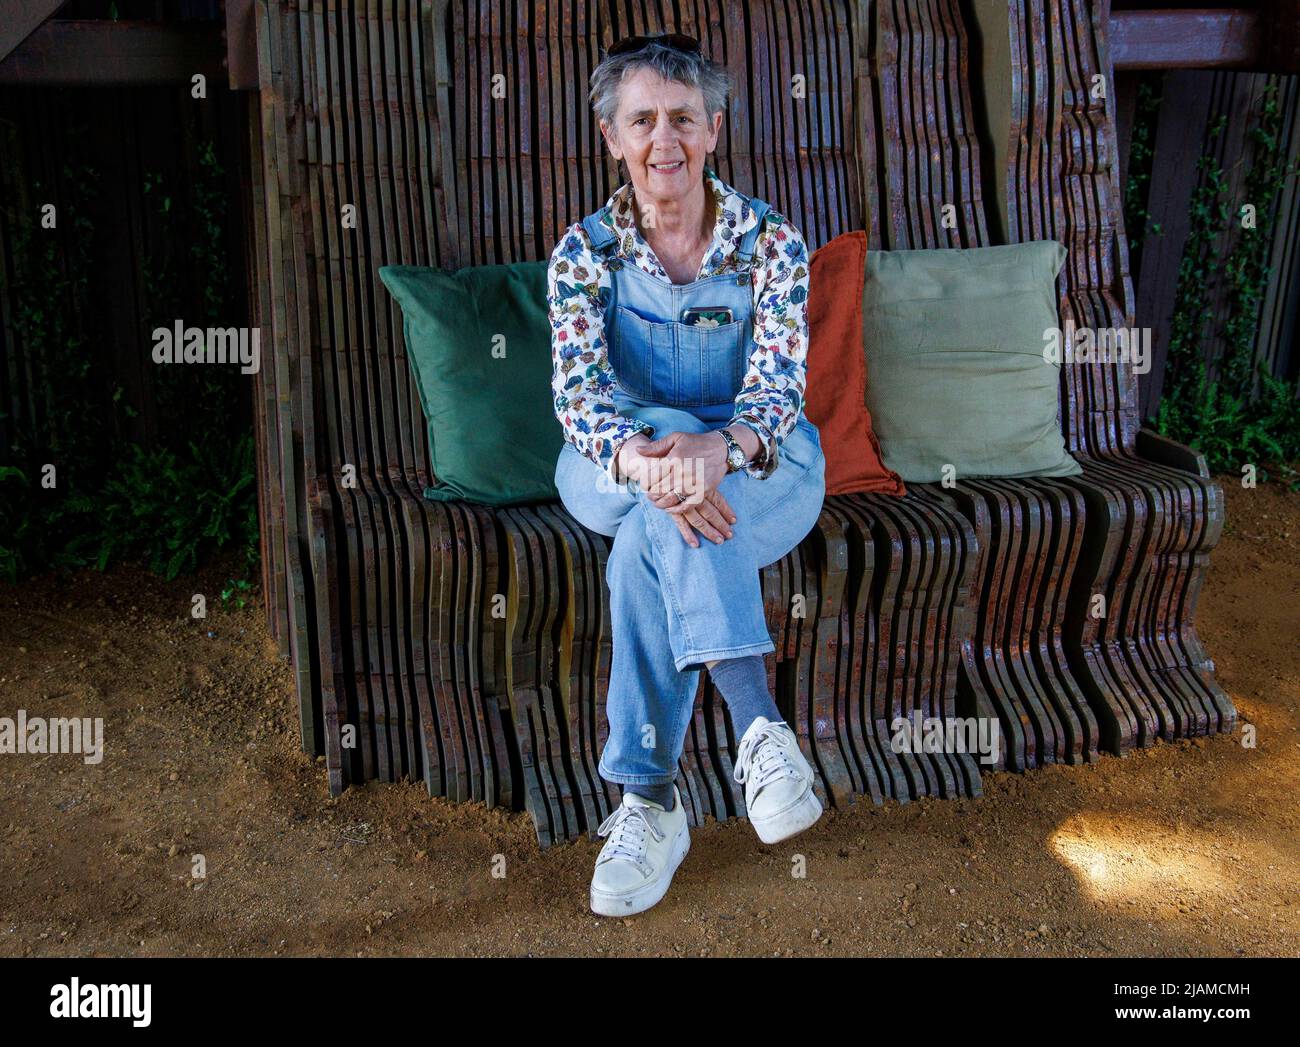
[581,206,619,257]
[580,206,620,323]
[735,198,773,267]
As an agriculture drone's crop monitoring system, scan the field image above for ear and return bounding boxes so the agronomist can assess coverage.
[705,109,723,153]
[600,119,623,162]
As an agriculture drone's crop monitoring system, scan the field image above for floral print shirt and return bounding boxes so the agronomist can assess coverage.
[547,166,810,483]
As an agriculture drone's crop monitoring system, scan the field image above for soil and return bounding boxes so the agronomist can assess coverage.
[1,476,1296,957]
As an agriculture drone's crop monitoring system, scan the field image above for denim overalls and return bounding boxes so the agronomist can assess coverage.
[555,189,826,788]
[579,197,772,430]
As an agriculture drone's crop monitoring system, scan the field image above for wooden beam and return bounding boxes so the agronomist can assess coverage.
[0,1,68,65]
[1109,10,1262,71]
[0,20,224,86]
[225,0,258,91]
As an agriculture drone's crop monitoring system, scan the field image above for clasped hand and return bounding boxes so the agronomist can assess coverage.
[617,431,736,548]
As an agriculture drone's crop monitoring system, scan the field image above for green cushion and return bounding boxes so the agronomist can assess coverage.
[862,241,1082,483]
[379,262,563,505]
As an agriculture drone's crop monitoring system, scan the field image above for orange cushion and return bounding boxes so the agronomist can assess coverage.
[804,231,906,497]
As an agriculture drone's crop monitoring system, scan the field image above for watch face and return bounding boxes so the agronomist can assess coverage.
[721,429,746,471]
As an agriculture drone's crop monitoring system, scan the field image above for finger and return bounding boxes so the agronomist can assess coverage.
[646,459,685,500]
[646,475,680,504]
[672,512,699,548]
[684,508,726,544]
[707,488,738,525]
[665,484,713,515]
[641,455,673,495]
[638,435,675,457]
[666,460,711,509]
[665,479,709,514]
[678,461,711,504]
[693,498,734,539]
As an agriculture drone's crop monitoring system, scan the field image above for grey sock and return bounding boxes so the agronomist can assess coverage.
[709,654,782,739]
[623,781,676,811]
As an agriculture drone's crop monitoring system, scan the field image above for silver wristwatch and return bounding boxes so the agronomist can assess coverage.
[718,428,749,473]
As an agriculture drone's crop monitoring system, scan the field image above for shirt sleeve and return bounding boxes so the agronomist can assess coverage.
[728,212,811,479]
[548,223,657,486]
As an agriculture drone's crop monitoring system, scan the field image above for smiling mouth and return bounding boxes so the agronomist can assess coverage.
[650,161,684,172]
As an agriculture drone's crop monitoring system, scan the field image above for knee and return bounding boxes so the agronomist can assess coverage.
[555,445,629,538]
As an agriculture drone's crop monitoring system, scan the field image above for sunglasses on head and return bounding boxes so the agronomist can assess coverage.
[606,33,702,58]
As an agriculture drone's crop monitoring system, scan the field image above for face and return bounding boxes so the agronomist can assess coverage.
[600,66,723,210]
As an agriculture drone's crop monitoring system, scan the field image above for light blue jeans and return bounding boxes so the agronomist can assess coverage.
[555,405,826,786]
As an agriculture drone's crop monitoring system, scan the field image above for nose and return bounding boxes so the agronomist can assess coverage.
[649,117,680,150]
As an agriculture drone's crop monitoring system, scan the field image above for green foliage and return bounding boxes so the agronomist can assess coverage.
[1123,76,1164,263]
[0,465,33,582]
[1157,367,1300,485]
[1,436,259,585]
[3,149,101,477]
[0,128,260,583]
[221,577,255,610]
[142,144,240,442]
[1140,83,1300,481]
[53,434,258,581]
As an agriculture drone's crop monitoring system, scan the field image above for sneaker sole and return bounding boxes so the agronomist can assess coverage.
[750,788,823,845]
[590,821,690,917]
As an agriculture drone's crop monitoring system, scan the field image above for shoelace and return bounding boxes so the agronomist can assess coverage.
[595,802,664,865]
[734,721,800,796]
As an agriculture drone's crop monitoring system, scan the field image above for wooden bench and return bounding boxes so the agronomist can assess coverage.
[246,0,1232,846]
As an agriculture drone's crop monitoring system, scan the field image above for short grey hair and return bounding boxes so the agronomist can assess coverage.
[589,40,731,132]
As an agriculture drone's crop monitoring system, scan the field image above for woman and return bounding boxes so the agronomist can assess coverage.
[547,33,827,917]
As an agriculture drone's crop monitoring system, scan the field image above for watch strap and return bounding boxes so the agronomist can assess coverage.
[718,427,747,473]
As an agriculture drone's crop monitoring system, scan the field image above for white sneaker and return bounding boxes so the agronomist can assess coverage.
[590,786,690,917]
[734,717,823,844]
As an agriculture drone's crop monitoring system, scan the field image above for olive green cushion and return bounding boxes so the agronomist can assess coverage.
[380,262,563,505]
[862,241,1082,483]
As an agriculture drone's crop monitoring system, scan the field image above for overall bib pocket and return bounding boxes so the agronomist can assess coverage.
[679,317,747,404]
[613,306,747,407]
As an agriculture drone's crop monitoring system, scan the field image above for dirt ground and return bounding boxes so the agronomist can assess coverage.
[1,476,1296,958]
